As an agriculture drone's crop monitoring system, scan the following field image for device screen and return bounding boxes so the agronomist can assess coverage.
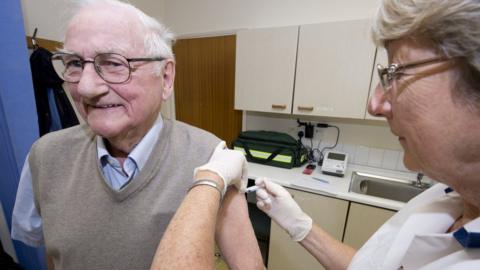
[328,152,345,161]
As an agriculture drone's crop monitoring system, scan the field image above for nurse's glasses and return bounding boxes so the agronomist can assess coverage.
[377,56,449,92]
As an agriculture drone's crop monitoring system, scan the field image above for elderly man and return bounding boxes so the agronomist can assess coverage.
[11,0,263,269]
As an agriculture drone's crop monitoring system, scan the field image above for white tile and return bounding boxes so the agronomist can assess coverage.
[382,150,399,170]
[355,145,369,165]
[342,144,356,164]
[368,148,384,168]
[396,152,408,171]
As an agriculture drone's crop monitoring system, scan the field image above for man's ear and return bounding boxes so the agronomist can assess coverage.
[161,60,175,101]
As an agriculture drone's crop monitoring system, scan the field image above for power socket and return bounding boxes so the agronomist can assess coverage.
[305,123,314,138]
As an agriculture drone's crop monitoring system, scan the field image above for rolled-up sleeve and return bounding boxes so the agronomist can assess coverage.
[11,154,44,247]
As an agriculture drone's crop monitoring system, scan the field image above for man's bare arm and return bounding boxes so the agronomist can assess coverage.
[215,188,264,270]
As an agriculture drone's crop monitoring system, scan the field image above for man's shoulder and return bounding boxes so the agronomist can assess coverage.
[31,124,93,152]
[168,119,220,143]
[166,119,221,153]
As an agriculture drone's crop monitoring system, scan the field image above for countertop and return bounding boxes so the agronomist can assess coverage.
[247,162,427,211]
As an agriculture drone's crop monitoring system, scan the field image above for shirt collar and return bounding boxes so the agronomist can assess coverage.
[96,115,164,171]
[453,218,480,248]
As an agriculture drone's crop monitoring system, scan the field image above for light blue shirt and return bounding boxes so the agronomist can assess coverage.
[11,116,163,247]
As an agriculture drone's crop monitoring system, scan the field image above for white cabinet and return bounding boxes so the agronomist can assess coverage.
[268,188,349,270]
[293,20,376,118]
[267,192,396,269]
[235,26,299,114]
[343,202,395,249]
[364,47,388,121]
[235,19,377,119]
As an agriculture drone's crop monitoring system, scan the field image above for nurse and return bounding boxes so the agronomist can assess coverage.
[256,0,480,268]
[152,0,480,269]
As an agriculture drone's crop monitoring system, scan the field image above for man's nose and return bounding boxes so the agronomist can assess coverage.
[367,83,392,118]
[76,63,108,99]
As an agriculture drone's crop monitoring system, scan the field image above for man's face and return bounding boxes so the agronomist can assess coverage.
[63,7,174,145]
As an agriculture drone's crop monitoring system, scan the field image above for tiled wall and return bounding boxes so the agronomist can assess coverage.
[322,143,408,172]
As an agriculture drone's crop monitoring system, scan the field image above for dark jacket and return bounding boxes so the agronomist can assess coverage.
[29,47,79,136]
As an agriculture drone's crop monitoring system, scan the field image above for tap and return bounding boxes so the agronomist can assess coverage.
[414,173,424,187]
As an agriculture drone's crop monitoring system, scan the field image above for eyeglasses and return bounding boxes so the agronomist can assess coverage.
[51,52,165,84]
[377,56,449,92]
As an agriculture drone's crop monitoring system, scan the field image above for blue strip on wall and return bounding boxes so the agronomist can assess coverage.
[0,1,46,269]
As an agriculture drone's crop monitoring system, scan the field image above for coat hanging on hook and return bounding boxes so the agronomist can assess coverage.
[29,46,79,136]
[31,27,39,50]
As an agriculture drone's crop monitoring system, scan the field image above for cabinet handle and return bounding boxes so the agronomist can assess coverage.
[298,106,314,111]
[272,104,287,110]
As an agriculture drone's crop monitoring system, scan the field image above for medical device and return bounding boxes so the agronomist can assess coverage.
[321,151,348,177]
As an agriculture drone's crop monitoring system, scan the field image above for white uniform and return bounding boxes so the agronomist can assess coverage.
[349,183,480,269]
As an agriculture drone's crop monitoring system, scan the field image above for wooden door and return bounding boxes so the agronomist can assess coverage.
[173,35,242,147]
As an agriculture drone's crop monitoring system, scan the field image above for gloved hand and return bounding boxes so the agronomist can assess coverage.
[194,141,248,195]
[255,177,313,241]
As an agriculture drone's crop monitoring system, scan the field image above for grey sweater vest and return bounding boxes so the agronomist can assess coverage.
[30,119,219,270]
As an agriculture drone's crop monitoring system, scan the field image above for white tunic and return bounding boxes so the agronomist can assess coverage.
[349,183,480,269]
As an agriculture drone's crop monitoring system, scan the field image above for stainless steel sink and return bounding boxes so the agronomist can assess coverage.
[349,171,431,203]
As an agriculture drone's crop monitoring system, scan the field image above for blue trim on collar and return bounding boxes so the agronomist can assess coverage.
[444,187,454,194]
[454,226,480,248]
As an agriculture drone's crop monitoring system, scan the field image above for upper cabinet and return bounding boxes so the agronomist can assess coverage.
[293,20,375,118]
[364,47,388,120]
[235,26,299,114]
[235,19,377,119]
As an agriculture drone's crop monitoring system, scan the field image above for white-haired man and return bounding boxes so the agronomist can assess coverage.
[11,1,263,269]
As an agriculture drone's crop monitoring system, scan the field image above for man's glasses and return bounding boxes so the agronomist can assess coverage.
[51,52,165,84]
[377,56,449,92]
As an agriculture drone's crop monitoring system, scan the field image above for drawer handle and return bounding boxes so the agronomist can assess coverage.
[298,106,314,111]
[272,104,287,110]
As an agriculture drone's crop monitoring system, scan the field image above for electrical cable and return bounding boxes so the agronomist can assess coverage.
[317,125,340,165]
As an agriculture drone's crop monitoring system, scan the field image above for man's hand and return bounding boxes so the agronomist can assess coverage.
[255,178,312,241]
[194,141,248,195]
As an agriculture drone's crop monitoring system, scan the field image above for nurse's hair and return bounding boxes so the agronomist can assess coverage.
[66,0,175,74]
[372,0,480,106]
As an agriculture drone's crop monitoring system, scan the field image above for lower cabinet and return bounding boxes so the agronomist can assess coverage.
[268,189,396,269]
[268,188,349,270]
[343,202,395,249]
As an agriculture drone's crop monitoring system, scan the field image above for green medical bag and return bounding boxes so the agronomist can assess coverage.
[233,131,308,169]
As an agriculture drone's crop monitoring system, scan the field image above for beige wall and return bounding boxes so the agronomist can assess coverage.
[164,0,380,37]
[20,0,166,41]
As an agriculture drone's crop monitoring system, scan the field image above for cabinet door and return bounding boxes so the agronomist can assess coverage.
[293,19,376,118]
[235,26,298,114]
[343,202,395,249]
[268,188,349,270]
[364,47,388,120]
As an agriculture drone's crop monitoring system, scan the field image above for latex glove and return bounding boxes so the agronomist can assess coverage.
[194,141,248,195]
[255,177,312,241]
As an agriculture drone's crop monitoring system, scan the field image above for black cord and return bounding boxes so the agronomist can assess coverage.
[318,125,340,165]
